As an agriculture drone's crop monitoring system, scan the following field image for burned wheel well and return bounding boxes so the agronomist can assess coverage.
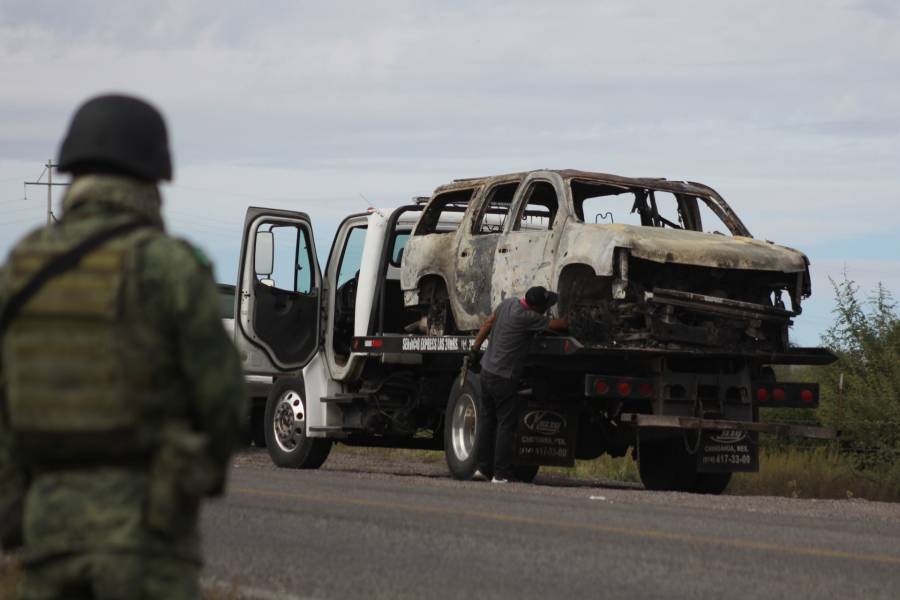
[417,275,457,335]
[417,274,450,307]
[557,264,611,313]
[557,264,617,345]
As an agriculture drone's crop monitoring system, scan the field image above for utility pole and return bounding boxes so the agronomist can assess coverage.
[835,372,844,452]
[24,159,67,225]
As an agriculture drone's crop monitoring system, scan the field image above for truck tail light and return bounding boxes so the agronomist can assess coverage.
[356,338,384,350]
[586,375,654,399]
[752,382,818,408]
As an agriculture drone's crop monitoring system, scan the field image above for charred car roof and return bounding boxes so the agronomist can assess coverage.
[430,169,750,237]
[443,169,717,197]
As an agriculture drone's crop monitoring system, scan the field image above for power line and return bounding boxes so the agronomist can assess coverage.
[24,159,67,225]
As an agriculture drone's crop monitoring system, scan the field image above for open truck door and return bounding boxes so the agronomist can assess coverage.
[237,207,333,470]
[236,207,322,375]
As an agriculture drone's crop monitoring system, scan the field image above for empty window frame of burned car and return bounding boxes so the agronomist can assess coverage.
[414,188,476,235]
[570,179,739,235]
[512,180,559,232]
[472,181,520,234]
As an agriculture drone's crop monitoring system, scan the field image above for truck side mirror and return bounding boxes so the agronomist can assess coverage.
[255,231,274,276]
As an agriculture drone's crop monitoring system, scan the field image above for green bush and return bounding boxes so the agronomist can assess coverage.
[816,277,900,465]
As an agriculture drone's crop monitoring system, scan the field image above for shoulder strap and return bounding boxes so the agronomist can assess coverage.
[0,221,153,335]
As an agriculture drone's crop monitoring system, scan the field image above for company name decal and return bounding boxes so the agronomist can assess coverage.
[709,430,747,444]
[523,410,567,436]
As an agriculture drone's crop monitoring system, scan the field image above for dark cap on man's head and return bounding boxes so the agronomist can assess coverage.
[524,286,558,312]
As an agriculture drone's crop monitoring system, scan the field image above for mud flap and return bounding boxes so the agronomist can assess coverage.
[696,430,759,473]
[514,400,577,467]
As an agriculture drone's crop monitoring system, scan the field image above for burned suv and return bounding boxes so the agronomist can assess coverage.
[401,169,810,352]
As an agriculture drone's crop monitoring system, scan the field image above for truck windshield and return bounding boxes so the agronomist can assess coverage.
[571,180,734,235]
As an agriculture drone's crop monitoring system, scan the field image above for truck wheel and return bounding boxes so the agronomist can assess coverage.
[265,378,332,469]
[444,374,481,479]
[512,465,540,483]
[250,401,267,448]
[692,472,732,495]
[638,438,696,492]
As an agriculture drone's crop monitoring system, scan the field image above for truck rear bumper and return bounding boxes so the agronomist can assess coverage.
[620,413,836,440]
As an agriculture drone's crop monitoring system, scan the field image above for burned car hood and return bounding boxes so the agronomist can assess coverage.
[581,223,808,272]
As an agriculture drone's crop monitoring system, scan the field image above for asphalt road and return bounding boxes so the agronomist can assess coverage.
[202,449,900,600]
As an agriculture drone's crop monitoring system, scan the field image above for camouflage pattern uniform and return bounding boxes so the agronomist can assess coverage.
[0,174,246,599]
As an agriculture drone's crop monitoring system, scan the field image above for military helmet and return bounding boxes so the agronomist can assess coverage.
[57,94,173,181]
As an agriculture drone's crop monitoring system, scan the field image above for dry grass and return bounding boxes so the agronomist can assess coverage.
[336,443,900,501]
[548,448,900,502]
[544,454,641,484]
[731,448,900,502]
[333,443,446,463]
[545,448,900,502]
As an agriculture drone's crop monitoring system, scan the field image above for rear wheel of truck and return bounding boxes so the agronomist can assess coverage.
[444,374,481,479]
[512,465,540,483]
[265,378,332,469]
[693,472,732,495]
[638,437,697,492]
[444,374,539,483]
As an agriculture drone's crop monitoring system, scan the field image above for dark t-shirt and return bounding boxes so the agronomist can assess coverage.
[480,297,550,380]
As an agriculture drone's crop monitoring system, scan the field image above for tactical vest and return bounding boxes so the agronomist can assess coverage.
[3,227,164,464]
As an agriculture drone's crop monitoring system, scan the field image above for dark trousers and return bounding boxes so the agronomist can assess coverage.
[476,370,519,479]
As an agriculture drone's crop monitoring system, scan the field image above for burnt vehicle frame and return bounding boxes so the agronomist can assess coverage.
[401,169,811,354]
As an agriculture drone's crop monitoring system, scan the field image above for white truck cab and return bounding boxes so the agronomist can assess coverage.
[234,204,436,468]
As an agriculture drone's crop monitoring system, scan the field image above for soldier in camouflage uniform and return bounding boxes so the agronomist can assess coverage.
[0,94,246,599]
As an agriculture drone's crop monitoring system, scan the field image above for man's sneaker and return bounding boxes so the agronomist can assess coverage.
[472,470,490,482]
[491,476,509,484]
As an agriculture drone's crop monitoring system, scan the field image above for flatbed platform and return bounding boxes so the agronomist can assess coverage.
[352,335,837,365]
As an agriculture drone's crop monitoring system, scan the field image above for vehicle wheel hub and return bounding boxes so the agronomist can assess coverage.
[451,393,477,461]
[273,391,306,452]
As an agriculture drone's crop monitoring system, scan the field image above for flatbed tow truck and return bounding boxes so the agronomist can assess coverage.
[232,203,836,494]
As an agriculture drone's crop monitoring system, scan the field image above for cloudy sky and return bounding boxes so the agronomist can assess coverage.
[1,0,897,344]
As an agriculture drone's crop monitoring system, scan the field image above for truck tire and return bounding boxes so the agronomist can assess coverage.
[638,437,697,492]
[444,374,481,479]
[512,465,540,483]
[692,472,732,495]
[250,401,267,448]
[444,374,539,482]
[265,378,332,469]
